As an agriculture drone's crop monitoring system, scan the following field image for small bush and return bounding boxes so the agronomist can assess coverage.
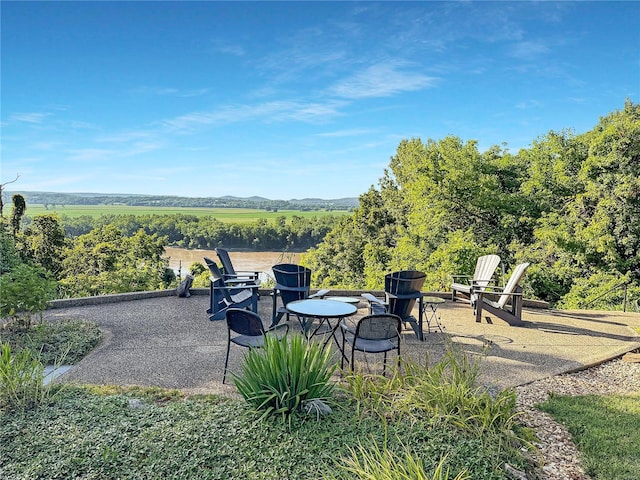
[0,342,58,411]
[0,264,57,330]
[234,333,337,420]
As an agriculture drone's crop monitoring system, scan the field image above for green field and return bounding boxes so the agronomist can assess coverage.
[24,204,348,223]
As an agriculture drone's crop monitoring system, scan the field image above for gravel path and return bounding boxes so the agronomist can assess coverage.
[515,351,640,479]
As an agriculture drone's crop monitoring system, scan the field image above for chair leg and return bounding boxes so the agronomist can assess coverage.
[382,351,388,377]
[222,337,231,384]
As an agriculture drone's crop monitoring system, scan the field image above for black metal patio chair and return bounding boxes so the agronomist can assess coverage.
[340,313,402,376]
[223,308,288,383]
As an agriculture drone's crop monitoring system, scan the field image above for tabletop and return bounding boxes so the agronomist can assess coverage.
[422,296,445,304]
[287,299,357,318]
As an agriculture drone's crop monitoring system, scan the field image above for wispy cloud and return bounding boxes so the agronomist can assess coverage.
[515,100,543,109]
[10,112,51,123]
[508,40,550,60]
[329,62,438,99]
[216,44,245,56]
[132,86,210,97]
[66,148,114,162]
[315,128,376,138]
[161,99,346,132]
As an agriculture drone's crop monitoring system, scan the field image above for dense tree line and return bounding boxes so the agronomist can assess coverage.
[302,101,640,310]
[1,206,172,298]
[1,204,341,298]
[1,192,358,211]
[48,213,340,251]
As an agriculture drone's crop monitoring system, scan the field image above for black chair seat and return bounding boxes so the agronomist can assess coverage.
[341,314,402,376]
[231,334,266,348]
[344,335,396,353]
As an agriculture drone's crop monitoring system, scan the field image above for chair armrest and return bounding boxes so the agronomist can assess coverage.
[451,274,472,282]
[209,278,259,291]
[386,291,422,301]
[275,284,308,293]
[309,289,331,299]
[340,320,355,335]
[475,285,522,295]
[362,293,387,306]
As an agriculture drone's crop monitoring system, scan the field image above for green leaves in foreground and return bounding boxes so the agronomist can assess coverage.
[0,342,58,412]
[234,333,336,420]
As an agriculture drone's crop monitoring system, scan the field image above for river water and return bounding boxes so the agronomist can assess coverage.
[165,246,301,280]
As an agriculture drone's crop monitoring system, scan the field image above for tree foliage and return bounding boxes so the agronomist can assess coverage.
[305,101,640,308]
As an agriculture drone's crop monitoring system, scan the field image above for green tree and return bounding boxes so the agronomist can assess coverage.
[10,194,26,237]
[20,214,67,275]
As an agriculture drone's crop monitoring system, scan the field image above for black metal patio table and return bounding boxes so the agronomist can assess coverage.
[286,299,358,354]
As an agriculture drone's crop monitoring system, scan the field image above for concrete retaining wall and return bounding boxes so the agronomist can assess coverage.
[47,288,549,309]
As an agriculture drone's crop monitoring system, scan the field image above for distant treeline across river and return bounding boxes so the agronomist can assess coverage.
[22,209,343,252]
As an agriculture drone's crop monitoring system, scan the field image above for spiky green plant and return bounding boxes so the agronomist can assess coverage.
[234,333,337,420]
[0,342,58,411]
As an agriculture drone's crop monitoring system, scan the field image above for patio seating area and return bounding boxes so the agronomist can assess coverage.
[45,290,640,396]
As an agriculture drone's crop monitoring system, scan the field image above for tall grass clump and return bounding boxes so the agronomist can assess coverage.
[332,443,470,480]
[342,342,523,440]
[0,342,58,411]
[234,333,337,420]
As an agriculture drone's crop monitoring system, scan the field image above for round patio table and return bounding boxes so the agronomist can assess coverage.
[287,299,358,354]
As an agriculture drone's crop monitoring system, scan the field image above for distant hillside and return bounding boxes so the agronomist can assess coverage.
[3,191,359,211]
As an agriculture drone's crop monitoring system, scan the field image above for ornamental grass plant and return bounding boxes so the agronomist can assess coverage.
[233,332,337,420]
[341,342,525,444]
[0,342,59,412]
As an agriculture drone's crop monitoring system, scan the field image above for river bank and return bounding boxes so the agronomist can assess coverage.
[164,246,301,278]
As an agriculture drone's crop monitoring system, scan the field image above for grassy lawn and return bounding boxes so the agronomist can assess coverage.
[1,385,525,479]
[24,204,347,223]
[539,392,640,480]
[4,320,637,479]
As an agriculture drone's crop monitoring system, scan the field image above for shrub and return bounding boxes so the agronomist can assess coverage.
[234,333,337,420]
[0,264,57,330]
[0,342,58,411]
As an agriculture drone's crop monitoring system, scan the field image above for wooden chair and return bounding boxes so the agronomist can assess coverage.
[474,262,530,326]
[204,257,259,321]
[270,263,329,327]
[362,270,426,340]
[215,247,261,286]
[451,254,501,303]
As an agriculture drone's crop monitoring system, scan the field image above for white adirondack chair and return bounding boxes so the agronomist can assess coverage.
[451,254,501,303]
[474,262,531,326]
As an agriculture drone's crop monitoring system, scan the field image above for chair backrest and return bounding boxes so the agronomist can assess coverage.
[355,314,402,341]
[215,248,237,276]
[226,308,265,337]
[204,257,233,302]
[473,254,501,288]
[497,263,530,308]
[384,270,426,319]
[272,263,312,305]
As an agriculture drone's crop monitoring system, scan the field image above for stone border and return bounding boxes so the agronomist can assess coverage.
[46,288,549,309]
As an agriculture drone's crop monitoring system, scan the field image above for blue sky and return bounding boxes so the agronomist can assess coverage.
[2,1,638,200]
